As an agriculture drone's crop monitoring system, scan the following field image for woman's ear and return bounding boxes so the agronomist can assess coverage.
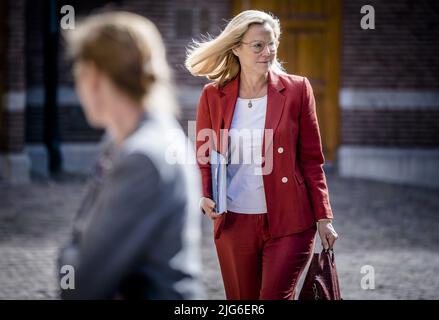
[87,63,102,96]
[232,46,239,57]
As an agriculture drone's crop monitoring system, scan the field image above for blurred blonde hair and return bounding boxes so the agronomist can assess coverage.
[185,10,283,87]
[66,11,178,115]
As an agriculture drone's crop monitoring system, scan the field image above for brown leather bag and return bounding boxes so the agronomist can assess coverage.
[298,249,342,300]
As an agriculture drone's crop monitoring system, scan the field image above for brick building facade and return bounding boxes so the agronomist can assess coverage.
[339,0,439,187]
[0,0,438,187]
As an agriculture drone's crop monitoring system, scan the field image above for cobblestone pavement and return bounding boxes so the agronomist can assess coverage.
[1,172,438,299]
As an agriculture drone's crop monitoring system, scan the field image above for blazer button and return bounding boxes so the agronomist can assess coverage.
[281,177,288,183]
[277,147,284,154]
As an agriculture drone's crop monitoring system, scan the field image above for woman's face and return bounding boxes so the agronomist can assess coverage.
[73,61,106,128]
[233,23,277,76]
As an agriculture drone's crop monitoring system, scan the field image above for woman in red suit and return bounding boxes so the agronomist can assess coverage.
[186,10,339,300]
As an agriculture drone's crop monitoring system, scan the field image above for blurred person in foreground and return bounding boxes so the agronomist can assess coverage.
[58,12,204,299]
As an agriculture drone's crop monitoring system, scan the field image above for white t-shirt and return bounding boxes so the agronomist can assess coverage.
[226,95,268,214]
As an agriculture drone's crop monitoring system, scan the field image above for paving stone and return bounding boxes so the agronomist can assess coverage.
[1,172,438,299]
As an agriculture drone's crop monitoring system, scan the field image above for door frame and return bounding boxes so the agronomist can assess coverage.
[231,0,341,162]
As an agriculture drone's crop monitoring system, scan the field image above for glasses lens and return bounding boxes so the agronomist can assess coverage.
[268,42,276,51]
[249,41,276,53]
[251,42,264,53]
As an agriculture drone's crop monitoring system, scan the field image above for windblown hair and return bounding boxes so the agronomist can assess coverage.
[185,10,283,87]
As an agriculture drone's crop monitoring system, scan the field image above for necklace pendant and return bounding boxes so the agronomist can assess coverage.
[248,100,252,108]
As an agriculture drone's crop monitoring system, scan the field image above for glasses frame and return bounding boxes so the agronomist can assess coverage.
[240,40,278,54]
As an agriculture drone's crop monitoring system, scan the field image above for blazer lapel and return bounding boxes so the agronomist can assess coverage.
[220,75,240,131]
[263,70,286,158]
[219,75,239,154]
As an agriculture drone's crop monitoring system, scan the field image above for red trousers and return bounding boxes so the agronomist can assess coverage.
[214,211,316,300]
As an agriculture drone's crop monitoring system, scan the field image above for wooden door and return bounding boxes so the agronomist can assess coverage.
[232,0,341,162]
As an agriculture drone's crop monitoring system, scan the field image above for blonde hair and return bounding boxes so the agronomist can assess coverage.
[66,11,178,115]
[185,10,283,87]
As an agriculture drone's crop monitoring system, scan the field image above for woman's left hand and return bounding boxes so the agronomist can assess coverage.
[317,219,339,250]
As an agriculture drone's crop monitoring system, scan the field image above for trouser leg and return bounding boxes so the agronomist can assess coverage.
[259,224,317,300]
[214,212,264,300]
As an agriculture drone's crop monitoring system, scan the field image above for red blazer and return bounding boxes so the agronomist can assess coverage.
[195,70,333,238]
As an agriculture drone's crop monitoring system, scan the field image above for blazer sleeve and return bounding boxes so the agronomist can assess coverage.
[297,77,334,221]
[195,86,214,199]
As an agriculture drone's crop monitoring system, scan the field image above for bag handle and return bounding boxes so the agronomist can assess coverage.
[322,248,335,265]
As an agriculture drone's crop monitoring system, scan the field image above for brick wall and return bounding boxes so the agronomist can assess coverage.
[26,106,103,143]
[0,1,7,151]
[25,0,231,143]
[4,1,26,92]
[342,0,439,89]
[0,0,26,153]
[16,0,439,150]
[341,0,439,147]
[342,109,439,146]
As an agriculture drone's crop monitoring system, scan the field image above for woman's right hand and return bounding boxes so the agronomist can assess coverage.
[199,197,222,220]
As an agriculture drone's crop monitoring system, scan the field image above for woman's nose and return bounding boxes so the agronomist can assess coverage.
[262,44,271,56]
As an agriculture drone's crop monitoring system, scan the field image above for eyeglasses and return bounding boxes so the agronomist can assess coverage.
[241,40,277,54]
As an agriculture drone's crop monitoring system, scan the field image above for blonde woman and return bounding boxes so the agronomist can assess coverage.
[186,10,338,300]
[58,12,204,299]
